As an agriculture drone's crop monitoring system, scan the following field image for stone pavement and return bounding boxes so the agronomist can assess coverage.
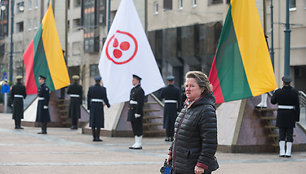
[0,113,306,174]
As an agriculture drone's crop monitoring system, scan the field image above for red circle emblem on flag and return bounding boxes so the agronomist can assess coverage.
[106,30,138,65]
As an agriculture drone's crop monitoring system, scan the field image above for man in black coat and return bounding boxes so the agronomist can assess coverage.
[10,76,27,129]
[128,74,144,150]
[35,75,50,134]
[160,75,181,142]
[87,76,110,142]
[271,75,300,158]
[67,75,83,129]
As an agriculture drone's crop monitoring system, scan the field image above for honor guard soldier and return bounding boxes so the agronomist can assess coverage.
[10,76,27,129]
[67,75,83,129]
[128,74,145,150]
[87,76,110,142]
[35,75,51,134]
[160,75,181,142]
[271,76,300,158]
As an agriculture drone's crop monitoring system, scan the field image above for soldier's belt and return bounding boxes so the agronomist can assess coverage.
[165,100,177,103]
[38,97,45,100]
[14,95,24,98]
[70,94,80,98]
[91,99,104,103]
[129,100,138,104]
[278,105,295,109]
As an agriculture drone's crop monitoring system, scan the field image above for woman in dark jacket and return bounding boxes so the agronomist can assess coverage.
[167,71,218,174]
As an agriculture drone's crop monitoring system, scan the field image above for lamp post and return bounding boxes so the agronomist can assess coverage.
[9,0,14,82]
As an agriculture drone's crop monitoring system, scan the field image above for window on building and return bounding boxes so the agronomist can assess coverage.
[28,0,32,10]
[178,0,183,9]
[72,41,81,55]
[17,22,24,32]
[164,0,172,10]
[97,0,106,25]
[154,1,158,14]
[27,18,32,31]
[33,18,38,29]
[73,18,81,28]
[289,0,296,10]
[90,64,99,77]
[35,0,38,8]
[74,0,81,7]
[208,0,223,6]
[192,0,197,7]
[17,2,25,13]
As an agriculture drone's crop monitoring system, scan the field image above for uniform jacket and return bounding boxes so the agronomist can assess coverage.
[67,82,83,119]
[35,83,50,123]
[271,85,300,128]
[127,84,144,121]
[87,84,110,128]
[10,82,27,120]
[160,84,181,129]
[169,92,218,174]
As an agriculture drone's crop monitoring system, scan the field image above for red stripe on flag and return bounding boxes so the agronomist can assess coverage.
[209,56,224,103]
[23,41,37,95]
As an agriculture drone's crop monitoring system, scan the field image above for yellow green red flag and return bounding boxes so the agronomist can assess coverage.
[23,3,70,94]
[209,0,276,103]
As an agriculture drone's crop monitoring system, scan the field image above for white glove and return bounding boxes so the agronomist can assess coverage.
[135,113,141,118]
[43,105,48,109]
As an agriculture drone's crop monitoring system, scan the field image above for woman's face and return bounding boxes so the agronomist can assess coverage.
[185,78,203,102]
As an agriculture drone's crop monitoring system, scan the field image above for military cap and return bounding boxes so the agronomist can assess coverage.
[282,75,292,83]
[132,74,142,81]
[72,75,80,80]
[16,76,23,80]
[166,75,175,81]
[39,75,46,80]
[94,76,102,81]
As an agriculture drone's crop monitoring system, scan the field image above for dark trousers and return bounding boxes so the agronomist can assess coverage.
[14,119,21,128]
[72,117,78,128]
[279,127,294,142]
[166,123,174,138]
[41,122,47,133]
[131,119,143,136]
[91,126,101,140]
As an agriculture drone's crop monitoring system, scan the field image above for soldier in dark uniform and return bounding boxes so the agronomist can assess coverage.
[128,74,145,150]
[271,75,300,158]
[87,76,110,142]
[35,75,51,134]
[10,76,27,129]
[160,75,181,142]
[67,75,83,129]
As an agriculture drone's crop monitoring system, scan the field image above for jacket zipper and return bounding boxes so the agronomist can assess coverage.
[173,109,188,169]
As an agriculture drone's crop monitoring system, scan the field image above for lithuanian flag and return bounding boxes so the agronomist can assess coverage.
[23,4,70,95]
[208,0,276,104]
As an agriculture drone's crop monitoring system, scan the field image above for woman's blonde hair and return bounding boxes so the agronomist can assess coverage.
[185,71,211,95]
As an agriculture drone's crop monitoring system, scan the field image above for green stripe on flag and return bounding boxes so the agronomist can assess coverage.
[215,7,252,101]
[33,25,55,91]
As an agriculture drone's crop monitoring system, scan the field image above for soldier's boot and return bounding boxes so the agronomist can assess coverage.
[92,128,96,141]
[285,142,292,158]
[17,120,23,129]
[133,136,142,150]
[129,136,137,149]
[14,120,18,129]
[95,128,102,141]
[256,93,267,108]
[38,123,47,134]
[279,141,286,157]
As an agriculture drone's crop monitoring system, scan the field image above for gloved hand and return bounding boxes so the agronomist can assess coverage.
[135,113,141,118]
[43,105,48,109]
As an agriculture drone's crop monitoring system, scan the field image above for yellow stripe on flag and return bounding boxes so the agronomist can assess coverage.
[42,4,70,89]
[231,0,276,96]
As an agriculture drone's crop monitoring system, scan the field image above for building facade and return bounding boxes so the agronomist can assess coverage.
[265,0,306,91]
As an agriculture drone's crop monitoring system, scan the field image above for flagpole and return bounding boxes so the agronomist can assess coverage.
[284,0,291,76]
[9,0,14,82]
[107,0,111,32]
[270,0,274,68]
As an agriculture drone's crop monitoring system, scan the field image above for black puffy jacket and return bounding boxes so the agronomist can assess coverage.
[170,92,218,174]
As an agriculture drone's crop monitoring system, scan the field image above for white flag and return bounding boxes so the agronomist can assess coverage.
[98,0,164,105]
